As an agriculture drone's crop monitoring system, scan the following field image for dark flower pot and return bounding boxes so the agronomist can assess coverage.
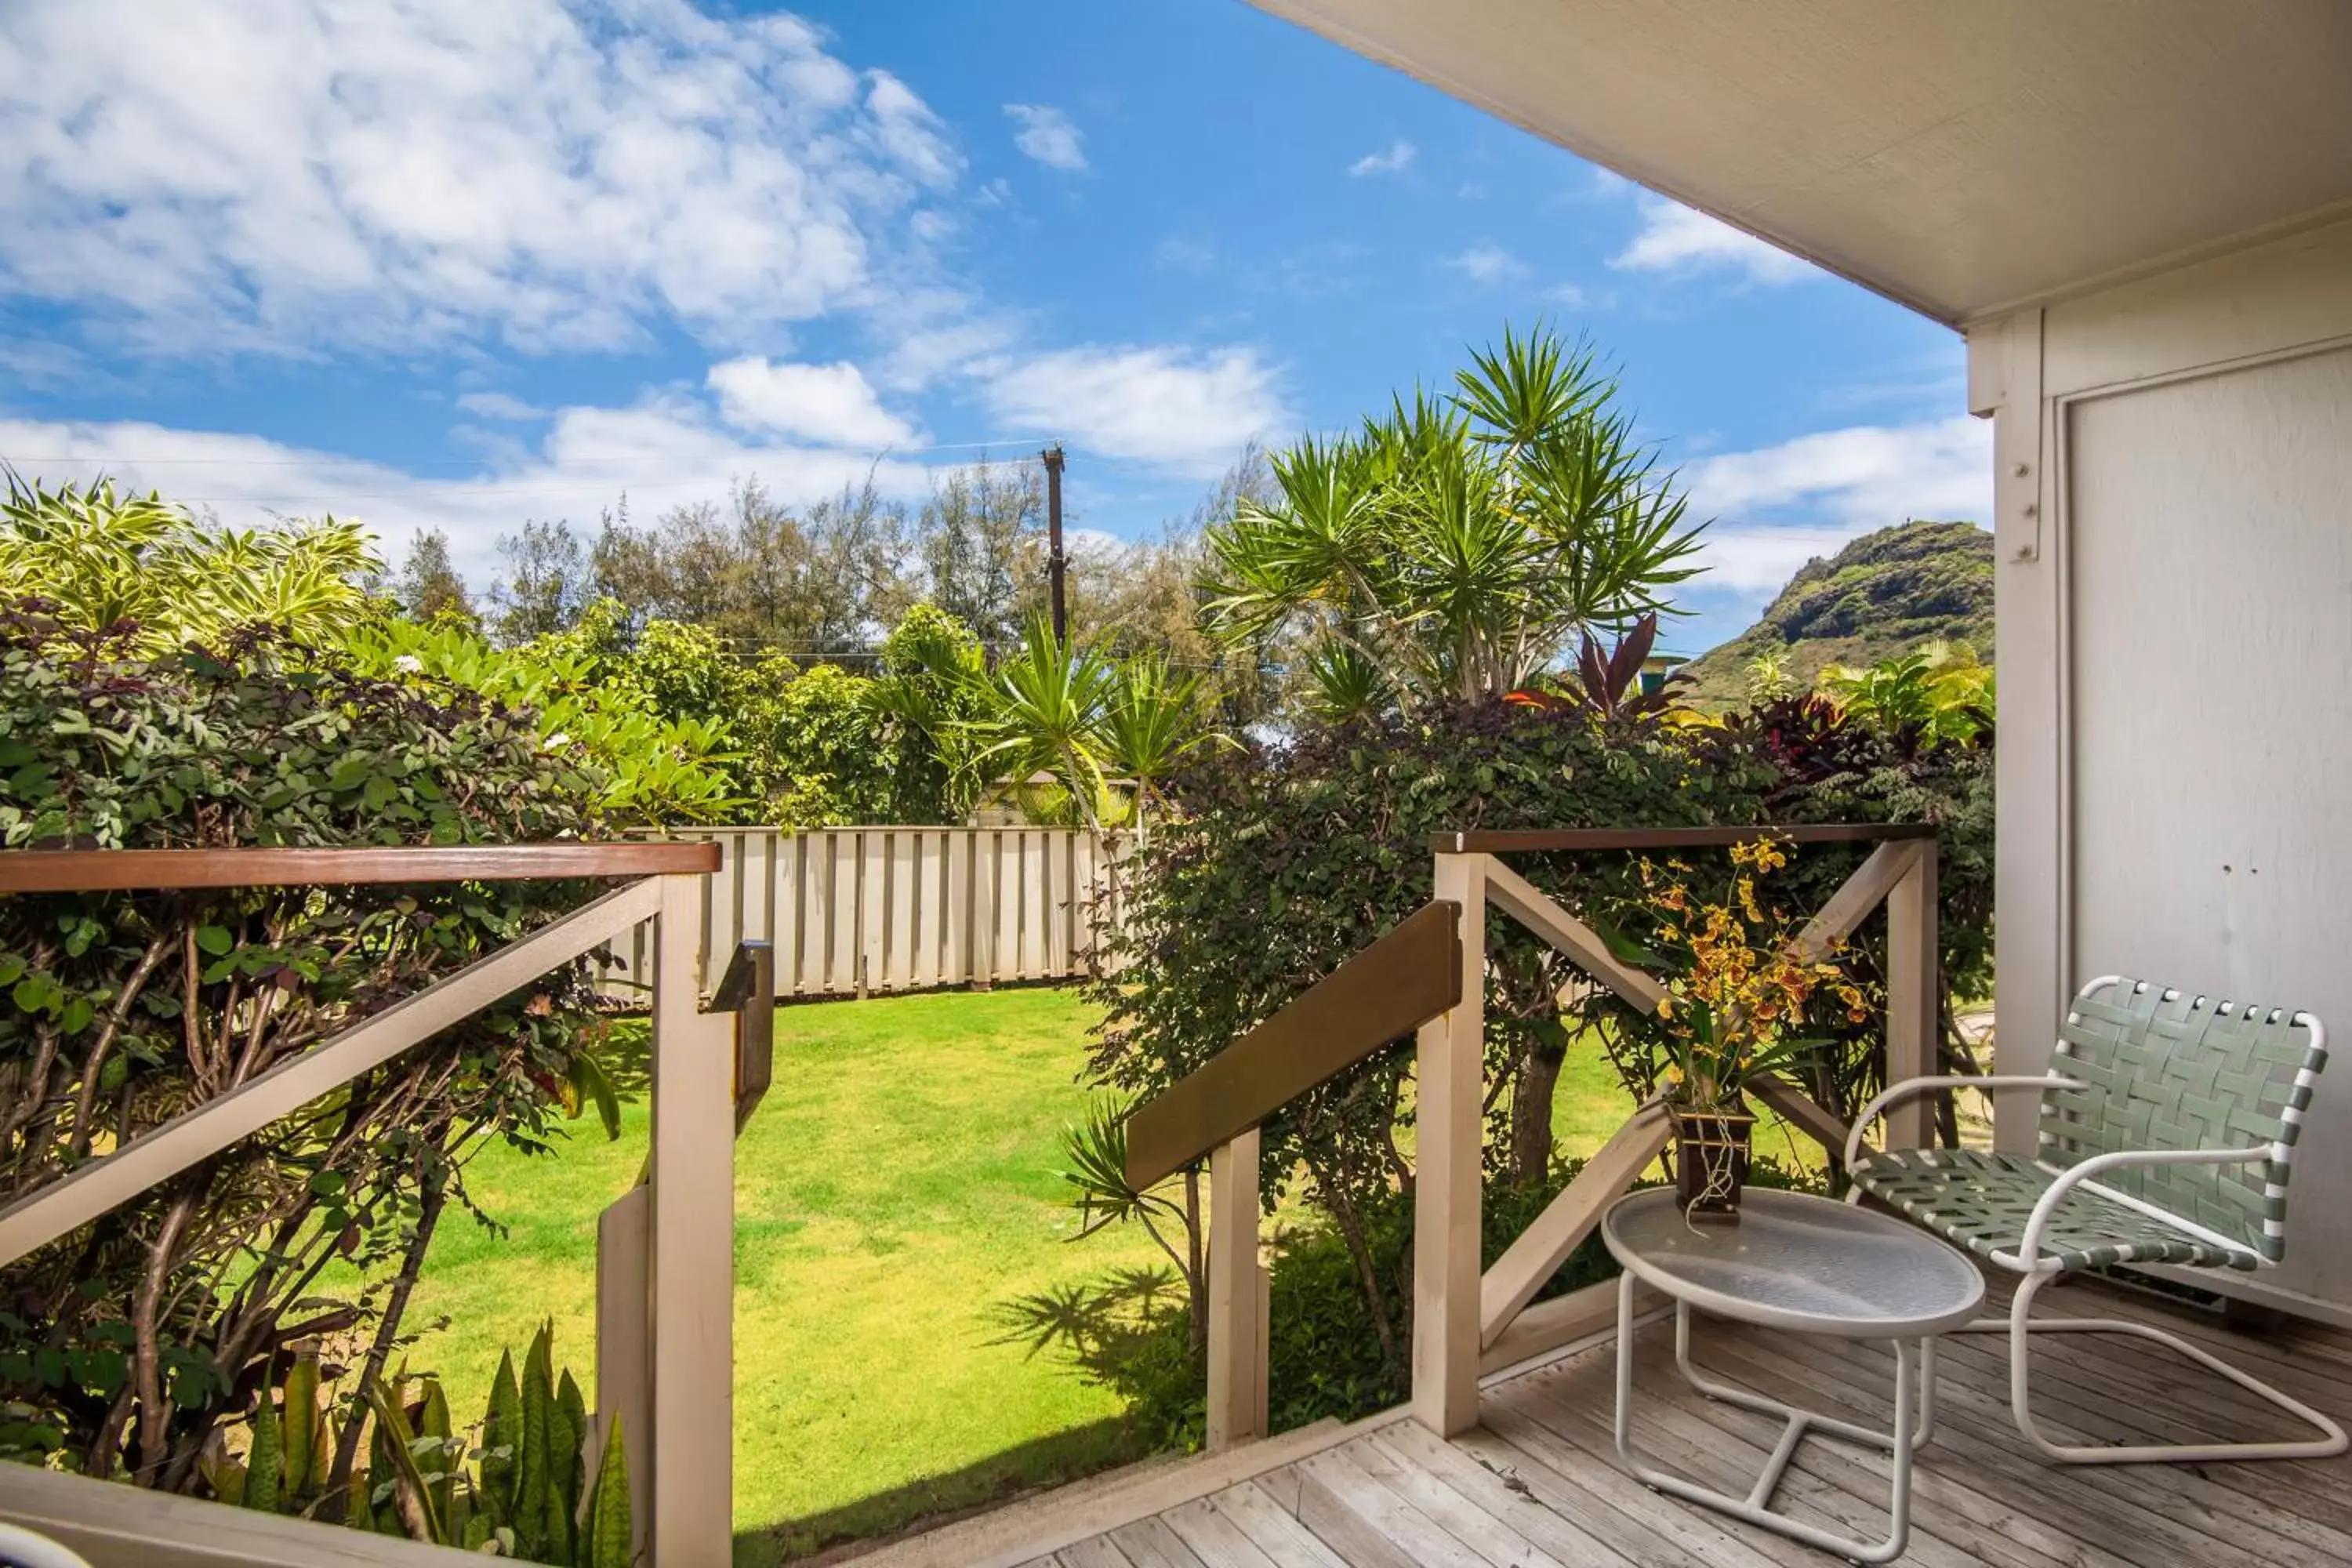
[1671,1103,1755,1224]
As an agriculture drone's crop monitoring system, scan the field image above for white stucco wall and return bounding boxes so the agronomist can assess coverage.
[1969,216,2352,1320]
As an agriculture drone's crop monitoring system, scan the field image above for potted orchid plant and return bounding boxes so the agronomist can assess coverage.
[1642,838,1871,1221]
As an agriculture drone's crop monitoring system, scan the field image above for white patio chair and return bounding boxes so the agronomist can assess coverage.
[1842,975,2348,1465]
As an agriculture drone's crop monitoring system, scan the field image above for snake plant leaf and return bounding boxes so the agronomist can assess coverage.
[243,1385,283,1514]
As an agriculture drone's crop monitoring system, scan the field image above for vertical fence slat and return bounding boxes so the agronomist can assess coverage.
[887,832,916,991]
[781,833,807,997]
[704,835,736,996]
[1018,832,1041,980]
[913,831,942,989]
[947,831,973,988]
[989,829,1010,987]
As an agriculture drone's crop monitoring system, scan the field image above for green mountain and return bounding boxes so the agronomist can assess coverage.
[1679,520,1993,710]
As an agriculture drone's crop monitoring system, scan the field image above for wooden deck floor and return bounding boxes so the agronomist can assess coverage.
[1004,1273,2352,1568]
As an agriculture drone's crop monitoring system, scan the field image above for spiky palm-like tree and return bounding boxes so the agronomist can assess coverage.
[1203,324,1706,713]
[975,616,1121,827]
[1094,652,1230,831]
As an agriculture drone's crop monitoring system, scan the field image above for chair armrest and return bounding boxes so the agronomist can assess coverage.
[1843,1074,2086,1168]
[2004,1144,2270,1271]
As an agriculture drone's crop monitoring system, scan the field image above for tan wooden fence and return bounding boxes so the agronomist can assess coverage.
[602,826,1133,1002]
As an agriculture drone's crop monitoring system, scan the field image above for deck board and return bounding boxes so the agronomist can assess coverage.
[1028,1271,2352,1567]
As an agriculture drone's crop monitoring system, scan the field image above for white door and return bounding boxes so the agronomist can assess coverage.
[2068,341,2352,1311]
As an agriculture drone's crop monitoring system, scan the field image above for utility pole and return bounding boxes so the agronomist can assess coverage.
[1043,443,1068,644]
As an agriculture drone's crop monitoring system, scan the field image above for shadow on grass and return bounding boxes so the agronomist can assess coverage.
[735,1416,1147,1566]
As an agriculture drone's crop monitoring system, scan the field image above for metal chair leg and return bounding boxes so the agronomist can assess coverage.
[1954,1269,2350,1464]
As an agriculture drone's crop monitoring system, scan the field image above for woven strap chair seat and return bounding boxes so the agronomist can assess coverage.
[1850,1147,2259,1272]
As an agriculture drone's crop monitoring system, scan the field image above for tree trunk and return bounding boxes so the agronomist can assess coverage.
[129,1178,205,1484]
[1311,1162,1399,1380]
[1508,1043,1563,1188]
[1181,1167,1207,1358]
[326,1167,448,1512]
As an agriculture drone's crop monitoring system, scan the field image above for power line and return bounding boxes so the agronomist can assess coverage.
[0,441,1055,469]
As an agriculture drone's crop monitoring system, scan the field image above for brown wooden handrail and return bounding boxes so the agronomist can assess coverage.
[1428,822,1933,854]
[0,842,721,893]
[1123,900,1463,1189]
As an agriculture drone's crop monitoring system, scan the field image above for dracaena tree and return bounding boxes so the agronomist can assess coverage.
[1203,325,1707,715]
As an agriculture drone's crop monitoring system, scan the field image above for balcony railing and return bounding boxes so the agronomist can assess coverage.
[0,843,759,1568]
[1123,822,1939,1446]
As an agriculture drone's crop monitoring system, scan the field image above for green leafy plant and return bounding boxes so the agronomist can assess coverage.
[1818,639,1994,744]
[343,615,741,825]
[1204,324,1706,713]
[1076,688,1992,1400]
[217,1323,628,1564]
[0,476,380,654]
[0,611,626,1497]
[1503,612,1687,727]
[974,618,1119,826]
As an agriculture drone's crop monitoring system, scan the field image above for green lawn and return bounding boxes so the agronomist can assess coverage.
[403,986,1169,1564]
[398,986,1803,1563]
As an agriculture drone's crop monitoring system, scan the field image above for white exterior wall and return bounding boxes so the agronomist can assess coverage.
[1969,216,2352,1319]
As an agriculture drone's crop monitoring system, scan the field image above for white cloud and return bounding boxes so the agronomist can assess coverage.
[0,0,962,356]
[0,403,934,587]
[1004,104,1087,172]
[1610,195,1815,285]
[872,310,1022,394]
[1681,416,1992,590]
[1348,139,1416,177]
[1153,235,1220,273]
[977,345,1291,477]
[706,358,916,448]
[1544,281,1590,309]
[455,392,547,422]
[1447,244,1529,285]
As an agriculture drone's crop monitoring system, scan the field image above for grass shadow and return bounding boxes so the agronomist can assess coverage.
[736,1415,1146,1566]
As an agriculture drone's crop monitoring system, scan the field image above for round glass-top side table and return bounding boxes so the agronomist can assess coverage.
[1602,1186,1986,1564]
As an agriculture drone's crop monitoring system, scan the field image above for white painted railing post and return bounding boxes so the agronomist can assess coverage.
[647,871,734,1566]
[1414,854,1485,1437]
[1885,839,1940,1149]
[1204,1127,1268,1449]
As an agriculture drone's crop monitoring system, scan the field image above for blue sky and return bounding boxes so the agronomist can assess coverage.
[0,0,1988,654]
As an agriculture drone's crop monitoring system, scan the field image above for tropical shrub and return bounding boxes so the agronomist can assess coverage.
[0,609,625,1501]
[738,662,898,827]
[1203,325,1705,715]
[1070,693,1992,1408]
[1818,639,1994,745]
[860,612,1229,832]
[1,476,378,653]
[217,1322,628,1564]
[863,603,998,823]
[344,614,741,825]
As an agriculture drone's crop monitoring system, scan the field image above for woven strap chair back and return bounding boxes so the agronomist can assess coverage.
[2046,978,2326,1262]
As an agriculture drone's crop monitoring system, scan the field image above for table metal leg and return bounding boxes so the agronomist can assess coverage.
[1614,1287,1931,1564]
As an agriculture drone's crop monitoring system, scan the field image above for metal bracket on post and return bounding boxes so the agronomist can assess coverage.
[706,939,775,1132]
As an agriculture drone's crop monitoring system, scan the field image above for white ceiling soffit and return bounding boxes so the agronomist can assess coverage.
[1251,0,2352,326]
